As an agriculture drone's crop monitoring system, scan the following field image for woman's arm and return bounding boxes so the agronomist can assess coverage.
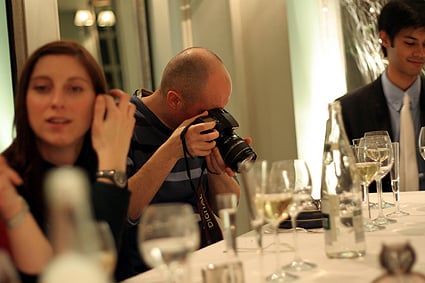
[0,156,53,274]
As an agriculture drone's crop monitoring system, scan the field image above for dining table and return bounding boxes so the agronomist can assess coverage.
[122,191,425,283]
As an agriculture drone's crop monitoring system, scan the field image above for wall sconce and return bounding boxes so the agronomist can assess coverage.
[74,10,95,27]
[97,10,116,27]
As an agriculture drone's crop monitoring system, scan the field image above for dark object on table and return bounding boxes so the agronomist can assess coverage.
[372,242,425,283]
[279,199,323,229]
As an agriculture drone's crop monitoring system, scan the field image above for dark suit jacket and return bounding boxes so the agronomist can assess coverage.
[336,75,425,192]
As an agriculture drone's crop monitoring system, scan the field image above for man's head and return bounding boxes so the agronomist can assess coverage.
[158,47,232,128]
[378,0,425,57]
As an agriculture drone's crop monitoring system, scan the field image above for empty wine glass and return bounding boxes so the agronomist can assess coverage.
[239,160,267,254]
[387,142,409,218]
[216,193,238,258]
[94,221,117,278]
[364,131,395,209]
[259,161,297,282]
[354,139,384,231]
[138,203,200,283]
[419,126,425,160]
[275,159,317,272]
[363,131,396,225]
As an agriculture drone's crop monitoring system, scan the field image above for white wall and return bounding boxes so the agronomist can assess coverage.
[287,0,346,198]
[0,1,15,152]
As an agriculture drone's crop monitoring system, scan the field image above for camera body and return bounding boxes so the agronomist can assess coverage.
[193,108,256,172]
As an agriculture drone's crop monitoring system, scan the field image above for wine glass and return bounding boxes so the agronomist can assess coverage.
[353,138,378,209]
[216,193,238,258]
[259,161,297,282]
[354,139,384,231]
[363,131,395,225]
[387,142,409,218]
[138,203,200,283]
[93,221,117,278]
[419,127,425,160]
[276,159,317,272]
[239,160,267,254]
[364,131,395,209]
[0,250,20,283]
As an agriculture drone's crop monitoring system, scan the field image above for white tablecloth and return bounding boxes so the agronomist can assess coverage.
[122,191,425,283]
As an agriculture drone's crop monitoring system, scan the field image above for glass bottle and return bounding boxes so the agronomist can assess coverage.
[320,101,366,258]
[39,167,110,283]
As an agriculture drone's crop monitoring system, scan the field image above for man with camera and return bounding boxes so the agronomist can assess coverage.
[115,47,252,281]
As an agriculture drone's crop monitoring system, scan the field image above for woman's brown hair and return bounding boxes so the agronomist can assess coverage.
[2,40,108,222]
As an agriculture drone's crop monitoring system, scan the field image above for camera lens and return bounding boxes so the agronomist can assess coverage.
[216,134,257,172]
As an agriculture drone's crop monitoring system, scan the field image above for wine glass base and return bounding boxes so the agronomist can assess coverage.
[387,210,409,218]
[369,202,378,209]
[282,260,316,272]
[364,221,385,232]
[373,215,397,225]
[381,201,394,209]
[266,270,298,282]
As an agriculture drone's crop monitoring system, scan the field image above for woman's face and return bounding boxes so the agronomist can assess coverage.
[26,55,96,154]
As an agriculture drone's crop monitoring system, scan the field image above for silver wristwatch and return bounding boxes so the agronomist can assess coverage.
[96,169,127,189]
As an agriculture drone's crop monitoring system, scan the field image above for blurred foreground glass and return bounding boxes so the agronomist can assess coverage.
[216,193,238,258]
[138,203,200,283]
[276,159,317,272]
[0,250,20,283]
[239,160,267,254]
[387,142,409,218]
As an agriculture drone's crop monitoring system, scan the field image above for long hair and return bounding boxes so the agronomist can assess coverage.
[2,40,108,223]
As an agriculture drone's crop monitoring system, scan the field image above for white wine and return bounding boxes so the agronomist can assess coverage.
[256,193,292,226]
[356,162,379,185]
[366,148,389,162]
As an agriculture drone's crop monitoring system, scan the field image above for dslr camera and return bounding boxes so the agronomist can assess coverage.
[192,108,256,172]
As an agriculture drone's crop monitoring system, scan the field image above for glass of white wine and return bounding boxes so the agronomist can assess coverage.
[259,160,297,282]
[138,203,200,283]
[354,139,384,231]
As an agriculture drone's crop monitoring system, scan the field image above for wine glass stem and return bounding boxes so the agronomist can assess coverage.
[376,178,385,218]
[290,214,301,263]
[394,185,401,214]
[362,184,372,219]
[273,224,281,272]
[254,223,263,254]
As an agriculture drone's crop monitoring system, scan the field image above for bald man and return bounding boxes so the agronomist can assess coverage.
[115,47,243,280]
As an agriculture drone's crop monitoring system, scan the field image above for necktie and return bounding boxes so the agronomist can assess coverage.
[399,93,419,191]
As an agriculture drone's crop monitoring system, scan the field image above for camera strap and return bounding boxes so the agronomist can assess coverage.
[180,125,223,247]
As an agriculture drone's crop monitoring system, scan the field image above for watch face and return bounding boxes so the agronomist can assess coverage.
[113,171,128,188]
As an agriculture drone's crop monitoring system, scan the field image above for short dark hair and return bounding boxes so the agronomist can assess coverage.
[378,0,425,56]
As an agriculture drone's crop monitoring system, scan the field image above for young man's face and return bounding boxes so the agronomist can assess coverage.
[381,27,425,82]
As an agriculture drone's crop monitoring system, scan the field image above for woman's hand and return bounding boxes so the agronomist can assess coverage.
[0,156,23,221]
[91,89,136,171]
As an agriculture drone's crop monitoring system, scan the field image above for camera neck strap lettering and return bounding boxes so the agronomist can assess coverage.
[180,125,223,247]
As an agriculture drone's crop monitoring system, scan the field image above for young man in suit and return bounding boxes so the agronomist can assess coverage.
[337,0,425,192]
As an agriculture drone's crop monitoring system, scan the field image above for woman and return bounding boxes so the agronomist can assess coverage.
[0,40,135,282]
